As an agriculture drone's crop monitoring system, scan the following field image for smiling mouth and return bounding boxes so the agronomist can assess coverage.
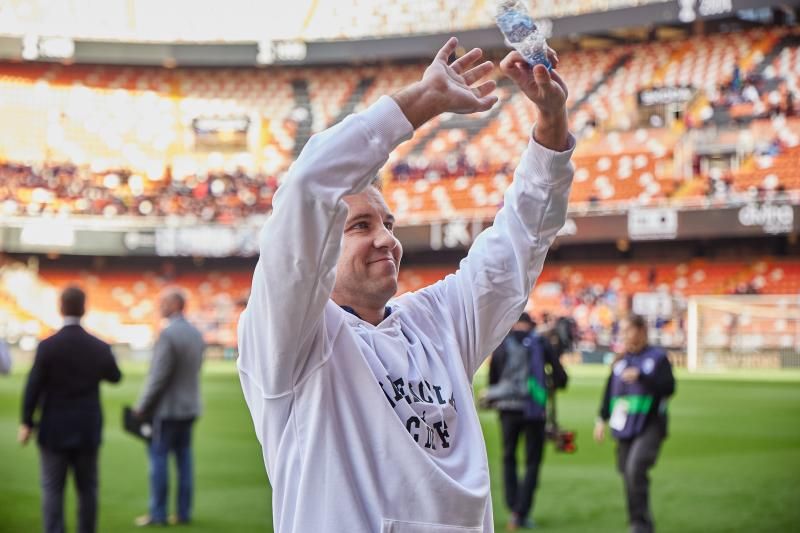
[369,258,395,265]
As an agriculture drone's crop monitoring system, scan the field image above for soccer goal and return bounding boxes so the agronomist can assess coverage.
[686,295,800,372]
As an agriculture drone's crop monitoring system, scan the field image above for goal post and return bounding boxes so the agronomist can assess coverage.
[686,295,800,372]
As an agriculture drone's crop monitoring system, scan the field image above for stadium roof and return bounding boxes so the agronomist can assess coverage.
[0,0,794,66]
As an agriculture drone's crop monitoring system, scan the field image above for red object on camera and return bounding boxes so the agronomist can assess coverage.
[549,428,577,453]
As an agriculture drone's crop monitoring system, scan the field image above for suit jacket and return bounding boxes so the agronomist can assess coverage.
[21,324,122,451]
[136,315,205,421]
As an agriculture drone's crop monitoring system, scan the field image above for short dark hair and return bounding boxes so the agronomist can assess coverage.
[517,312,535,328]
[624,313,647,331]
[61,286,86,317]
[172,291,186,311]
[164,289,186,311]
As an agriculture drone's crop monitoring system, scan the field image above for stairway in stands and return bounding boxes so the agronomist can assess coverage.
[291,79,314,158]
[568,52,632,113]
[407,77,517,156]
[750,32,800,90]
[330,77,375,126]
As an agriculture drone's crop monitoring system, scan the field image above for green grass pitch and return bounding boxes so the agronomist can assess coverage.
[1,362,798,532]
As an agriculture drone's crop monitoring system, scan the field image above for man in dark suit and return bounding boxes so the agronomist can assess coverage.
[133,289,205,527]
[19,285,122,533]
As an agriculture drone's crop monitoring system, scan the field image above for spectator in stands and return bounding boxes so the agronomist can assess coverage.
[742,81,759,105]
[593,314,675,533]
[731,66,742,93]
[19,286,122,533]
[734,282,759,295]
[784,90,795,117]
[133,289,205,527]
[485,313,568,530]
[237,38,573,532]
[0,162,275,221]
[647,267,657,289]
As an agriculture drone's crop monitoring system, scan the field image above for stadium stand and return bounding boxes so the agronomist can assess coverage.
[2,27,800,221]
[731,117,800,193]
[0,20,798,357]
[2,256,797,351]
[0,258,251,349]
[0,161,278,221]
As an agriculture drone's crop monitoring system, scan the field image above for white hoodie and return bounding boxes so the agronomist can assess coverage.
[237,95,575,533]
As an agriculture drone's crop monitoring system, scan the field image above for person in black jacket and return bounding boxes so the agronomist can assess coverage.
[487,313,568,530]
[19,286,122,533]
[594,314,675,533]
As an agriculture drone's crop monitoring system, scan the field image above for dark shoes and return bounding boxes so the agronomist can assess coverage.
[507,512,536,530]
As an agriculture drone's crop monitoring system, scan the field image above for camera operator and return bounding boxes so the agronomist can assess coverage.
[486,313,568,530]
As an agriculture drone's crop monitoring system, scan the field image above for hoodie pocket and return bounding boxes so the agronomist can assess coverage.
[381,519,481,533]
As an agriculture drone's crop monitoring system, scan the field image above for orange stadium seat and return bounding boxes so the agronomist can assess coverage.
[3,27,800,220]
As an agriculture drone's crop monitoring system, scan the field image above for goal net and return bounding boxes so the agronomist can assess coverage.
[687,295,800,372]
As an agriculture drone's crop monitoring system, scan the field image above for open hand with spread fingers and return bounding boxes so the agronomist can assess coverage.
[394,37,499,129]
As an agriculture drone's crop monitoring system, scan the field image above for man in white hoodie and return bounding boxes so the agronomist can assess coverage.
[237,37,574,533]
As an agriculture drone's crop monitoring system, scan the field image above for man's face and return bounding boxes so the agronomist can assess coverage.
[621,319,647,353]
[511,320,533,333]
[332,186,403,309]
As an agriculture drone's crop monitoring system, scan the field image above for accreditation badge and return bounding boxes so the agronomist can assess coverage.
[609,398,629,431]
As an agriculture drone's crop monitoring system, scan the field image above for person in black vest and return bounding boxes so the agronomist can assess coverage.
[487,313,568,530]
[19,286,122,533]
[594,314,676,533]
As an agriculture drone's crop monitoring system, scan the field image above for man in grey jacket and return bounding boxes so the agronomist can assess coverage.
[133,289,205,527]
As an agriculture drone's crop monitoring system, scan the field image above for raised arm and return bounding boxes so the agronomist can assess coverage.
[236,101,413,399]
[407,50,574,377]
[237,38,499,399]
